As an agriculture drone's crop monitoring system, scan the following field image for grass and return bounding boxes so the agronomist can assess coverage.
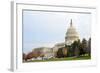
[24,55,91,63]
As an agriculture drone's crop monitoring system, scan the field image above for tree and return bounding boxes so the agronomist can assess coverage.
[25,50,40,61]
[81,38,88,55]
[56,48,63,58]
[56,47,67,58]
[23,53,26,61]
[87,38,91,56]
[71,40,80,57]
[25,52,34,61]
[79,43,85,56]
[67,46,74,57]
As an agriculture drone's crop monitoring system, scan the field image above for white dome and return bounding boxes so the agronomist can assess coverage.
[66,26,79,37]
[65,19,79,45]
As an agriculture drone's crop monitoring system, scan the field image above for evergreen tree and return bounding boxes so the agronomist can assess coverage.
[88,38,91,56]
[81,38,88,55]
[71,40,80,57]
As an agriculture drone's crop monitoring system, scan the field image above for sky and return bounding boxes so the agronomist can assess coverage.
[23,10,91,54]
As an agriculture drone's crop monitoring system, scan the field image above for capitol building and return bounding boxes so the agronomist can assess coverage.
[52,19,79,57]
[32,19,80,59]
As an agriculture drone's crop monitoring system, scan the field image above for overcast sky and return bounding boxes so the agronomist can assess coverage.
[23,10,91,54]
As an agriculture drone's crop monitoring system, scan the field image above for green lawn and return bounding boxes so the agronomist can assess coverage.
[24,56,91,63]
